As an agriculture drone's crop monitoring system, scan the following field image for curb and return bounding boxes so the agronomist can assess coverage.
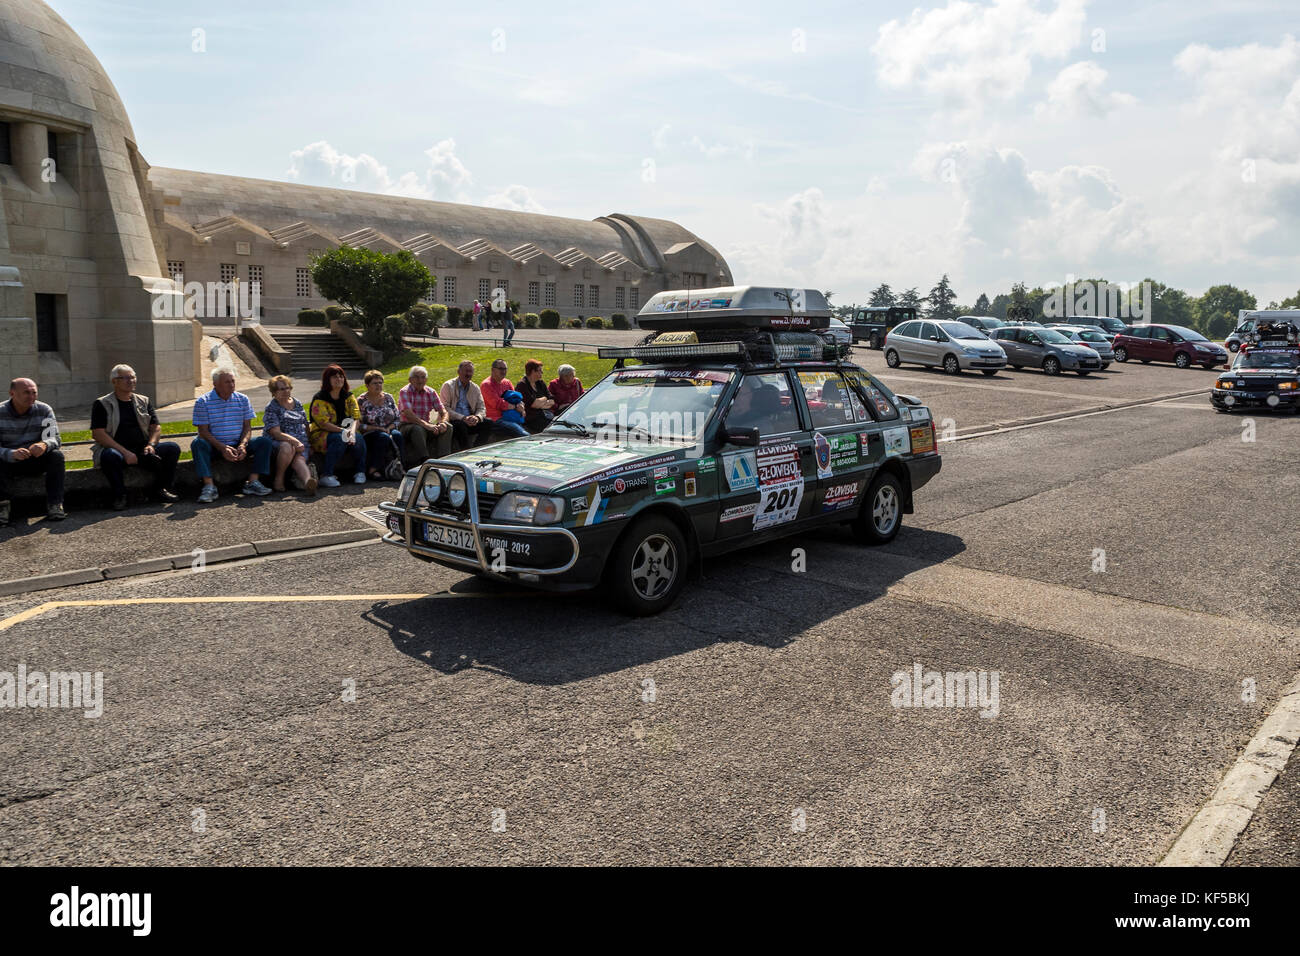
[1159,672,1300,866]
[0,528,381,597]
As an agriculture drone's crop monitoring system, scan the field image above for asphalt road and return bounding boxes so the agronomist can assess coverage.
[1,365,1296,865]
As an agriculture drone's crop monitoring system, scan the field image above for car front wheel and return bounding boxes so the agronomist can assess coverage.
[1228,341,1240,352]
[852,472,904,545]
[885,348,901,368]
[1114,346,1128,362]
[607,515,688,616]
[1043,356,1061,376]
[943,354,961,375]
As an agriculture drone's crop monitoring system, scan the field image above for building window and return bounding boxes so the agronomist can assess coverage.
[0,122,10,165]
[478,278,491,303]
[167,260,185,284]
[219,263,236,283]
[443,276,457,303]
[589,285,599,309]
[35,293,61,352]
[421,283,436,304]
[630,287,640,310]
[46,130,57,161]
[573,284,584,309]
[615,286,625,309]
[528,281,540,307]
[544,282,556,307]
[248,264,264,305]
[296,268,312,297]
[219,263,238,317]
[684,272,707,288]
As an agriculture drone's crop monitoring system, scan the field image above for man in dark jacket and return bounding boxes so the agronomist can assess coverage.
[90,364,181,510]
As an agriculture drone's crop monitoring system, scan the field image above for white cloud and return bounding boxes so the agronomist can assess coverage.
[483,184,547,213]
[688,135,754,161]
[423,139,474,198]
[286,141,431,198]
[872,0,1089,111]
[1037,61,1136,118]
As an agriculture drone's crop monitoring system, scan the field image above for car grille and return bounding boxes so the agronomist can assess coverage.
[1081,358,1100,367]
[476,491,502,517]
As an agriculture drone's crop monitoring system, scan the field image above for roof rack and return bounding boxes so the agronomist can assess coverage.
[1243,320,1300,346]
[636,285,832,332]
[598,327,849,368]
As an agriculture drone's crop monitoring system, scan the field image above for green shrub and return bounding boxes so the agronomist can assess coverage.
[323,305,346,324]
[297,308,327,327]
[566,318,583,329]
[428,304,447,327]
[611,313,629,329]
[539,309,560,329]
[404,304,436,336]
[524,312,540,329]
[339,310,361,329]
[446,306,463,328]
[585,316,605,329]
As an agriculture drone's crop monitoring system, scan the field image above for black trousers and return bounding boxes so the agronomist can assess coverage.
[100,442,181,496]
[450,418,494,450]
[0,448,66,506]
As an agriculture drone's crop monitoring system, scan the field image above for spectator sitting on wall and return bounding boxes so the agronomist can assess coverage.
[549,364,584,414]
[439,360,492,450]
[90,364,181,510]
[309,365,367,488]
[0,377,66,526]
[192,366,275,503]
[398,365,452,465]
[263,375,316,495]
[481,359,526,438]
[517,359,556,433]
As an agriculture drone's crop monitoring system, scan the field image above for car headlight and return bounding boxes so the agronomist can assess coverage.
[397,474,415,502]
[421,470,442,505]
[1194,344,1213,352]
[447,473,467,508]
[1278,381,1298,391]
[491,491,564,524]
[1216,380,1233,389]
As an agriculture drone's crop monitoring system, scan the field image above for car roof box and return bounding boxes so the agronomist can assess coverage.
[637,286,831,331]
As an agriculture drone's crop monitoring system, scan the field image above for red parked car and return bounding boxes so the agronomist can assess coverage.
[1110,324,1229,369]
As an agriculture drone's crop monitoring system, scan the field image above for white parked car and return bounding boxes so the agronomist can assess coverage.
[827,317,852,346]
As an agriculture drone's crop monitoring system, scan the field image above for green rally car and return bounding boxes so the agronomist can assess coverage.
[379,286,942,615]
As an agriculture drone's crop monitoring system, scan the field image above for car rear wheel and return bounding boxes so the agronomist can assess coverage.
[981,369,998,377]
[1043,356,1061,376]
[606,515,687,616]
[1228,341,1240,352]
[885,348,901,368]
[1174,352,1191,369]
[943,354,961,375]
[1114,346,1128,362]
[852,472,903,545]
[870,332,882,349]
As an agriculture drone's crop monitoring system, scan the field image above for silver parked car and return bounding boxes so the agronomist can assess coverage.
[992,326,1102,376]
[1048,325,1114,369]
[884,319,1007,376]
[827,317,852,347]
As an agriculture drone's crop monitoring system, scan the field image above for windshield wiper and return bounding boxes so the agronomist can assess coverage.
[549,419,590,437]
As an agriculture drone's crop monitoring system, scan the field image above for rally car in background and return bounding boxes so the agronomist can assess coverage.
[1211,320,1300,413]
[380,287,943,615]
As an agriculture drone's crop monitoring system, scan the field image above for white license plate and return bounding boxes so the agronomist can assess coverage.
[423,523,476,551]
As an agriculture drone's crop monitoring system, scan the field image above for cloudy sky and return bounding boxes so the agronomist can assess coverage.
[61,0,1300,306]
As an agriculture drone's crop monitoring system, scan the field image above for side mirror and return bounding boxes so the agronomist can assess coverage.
[723,425,759,447]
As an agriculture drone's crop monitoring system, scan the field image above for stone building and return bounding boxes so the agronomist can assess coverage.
[0,0,733,413]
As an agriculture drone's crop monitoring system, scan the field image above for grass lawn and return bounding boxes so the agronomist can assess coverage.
[379,345,615,394]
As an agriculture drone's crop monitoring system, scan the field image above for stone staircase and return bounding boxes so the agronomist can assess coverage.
[266,328,370,377]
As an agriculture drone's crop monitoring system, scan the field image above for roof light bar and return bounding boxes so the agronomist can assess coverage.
[598,341,748,360]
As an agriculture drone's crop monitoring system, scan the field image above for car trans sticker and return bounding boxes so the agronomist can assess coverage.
[882,426,910,457]
[754,441,804,530]
[822,480,860,513]
[723,450,757,491]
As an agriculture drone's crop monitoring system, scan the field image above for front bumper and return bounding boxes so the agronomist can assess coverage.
[1211,388,1299,411]
[957,353,1006,370]
[379,460,586,586]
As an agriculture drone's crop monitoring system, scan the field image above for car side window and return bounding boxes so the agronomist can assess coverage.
[843,370,899,422]
[799,371,860,429]
[895,321,916,338]
[920,322,939,341]
[1150,328,1171,341]
[1127,326,1150,339]
[1025,331,1041,345]
[726,371,801,437]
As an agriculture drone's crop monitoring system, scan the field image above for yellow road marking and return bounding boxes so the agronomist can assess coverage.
[0,594,428,632]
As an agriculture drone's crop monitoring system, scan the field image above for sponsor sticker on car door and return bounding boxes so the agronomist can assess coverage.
[753,441,804,530]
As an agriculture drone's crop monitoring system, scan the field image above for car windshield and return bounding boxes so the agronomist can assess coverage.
[939,322,987,339]
[1236,350,1300,370]
[1076,330,1108,343]
[1166,325,1209,342]
[1036,329,1071,344]
[555,367,733,442]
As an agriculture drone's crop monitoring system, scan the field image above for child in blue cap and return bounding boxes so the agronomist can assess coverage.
[500,390,527,430]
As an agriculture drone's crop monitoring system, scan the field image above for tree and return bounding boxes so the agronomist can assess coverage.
[972,293,991,316]
[1133,280,1194,328]
[311,246,434,356]
[924,274,958,322]
[868,283,896,307]
[897,287,922,310]
[1196,284,1256,334]
[1278,289,1300,309]
[990,293,1011,319]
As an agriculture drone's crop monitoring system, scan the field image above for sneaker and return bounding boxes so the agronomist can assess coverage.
[112,495,128,511]
[319,475,341,488]
[45,504,67,522]
[198,484,219,503]
[304,475,318,496]
[242,479,272,496]
[354,472,367,485]
[154,488,180,502]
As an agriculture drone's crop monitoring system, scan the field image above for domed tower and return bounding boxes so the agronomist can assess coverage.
[0,0,191,409]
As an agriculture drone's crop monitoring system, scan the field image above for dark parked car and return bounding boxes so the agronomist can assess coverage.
[963,316,1006,336]
[1111,324,1228,369]
[991,326,1101,375]
[1056,314,1129,340]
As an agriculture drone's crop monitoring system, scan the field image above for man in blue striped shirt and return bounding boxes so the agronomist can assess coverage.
[191,367,274,502]
[0,377,66,525]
